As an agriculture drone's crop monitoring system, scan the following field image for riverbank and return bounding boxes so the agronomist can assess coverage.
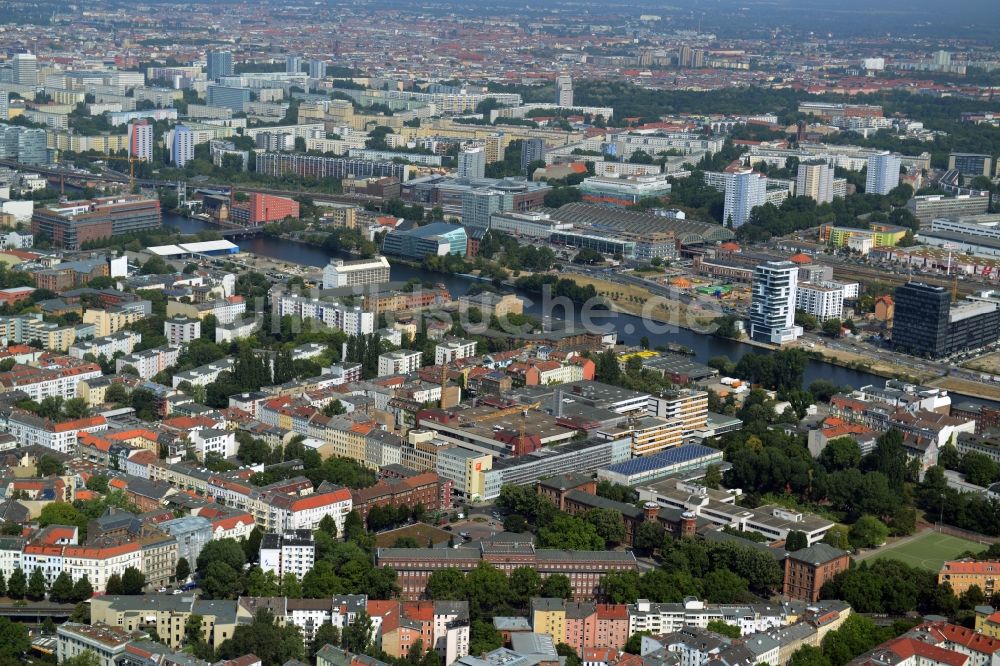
[929,376,1000,403]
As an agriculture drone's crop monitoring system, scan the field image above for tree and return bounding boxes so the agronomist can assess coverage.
[504,514,528,533]
[785,530,808,552]
[313,623,341,657]
[537,514,605,550]
[819,438,862,471]
[105,382,130,406]
[121,567,145,595]
[634,521,665,557]
[243,526,264,563]
[821,319,843,337]
[584,508,627,547]
[281,572,303,598]
[246,567,281,597]
[790,645,832,666]
[0,617,31,661]
[961,452,999,487]
[707,619,741,639]
[39,502,88,533]
[342,611,374,653]
[509,567,541,607]
[216,609,306,666]
[602,570,641,604]
[105,573,124,595]
[470,619,502,656]
[703,465,722,490]
[27,567,47,600]
[625,631,652,655]
[50,571,74,603]
[318,514,339,539]
[185,614,204,644]
[197,539,246,575]
[7,567,26,599]
[201,561,242,600]
[62,397,90,419]
[540,573,573,599]
[72,575,94,602]
[821,615,889,666]
[343,510,365,543]
[176,557,191,582]
[701,569,749,603]
[557,643,582,666]
[849,515,889,549]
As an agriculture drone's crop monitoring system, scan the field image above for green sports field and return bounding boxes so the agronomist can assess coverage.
[870,531,988,571]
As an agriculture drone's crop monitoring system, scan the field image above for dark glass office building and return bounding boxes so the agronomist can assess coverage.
[892,282,1000,358]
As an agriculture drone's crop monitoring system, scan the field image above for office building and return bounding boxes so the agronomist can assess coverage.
[723,169,767,229]
[383,222,467,259]
[749,261,803,344]
[462,189,512,229]
[458,147,486,180]
[128,120,153,161]
[521,138,546,175]
[892,282,1000,358]
[170,126,194,167]
[206,84,251,112]
[16,128,48,165]
[784,545,850,602]
[795,160,834,204]
[948,153,993,178]
[322,256,391,289]
[286,55,302,73]
[206,50,234,80]
[555,74,574,107]
[906,194,990,224]
[12,53,37,86]
[865,151,901,195]
[308,59,327,79]
[229,192,300,226]
[32,196,162,250]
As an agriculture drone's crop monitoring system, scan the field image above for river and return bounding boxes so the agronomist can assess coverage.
[166,213,999,406]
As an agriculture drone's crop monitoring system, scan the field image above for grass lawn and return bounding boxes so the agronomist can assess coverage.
[870,530,988,571]
[373,522,453,548]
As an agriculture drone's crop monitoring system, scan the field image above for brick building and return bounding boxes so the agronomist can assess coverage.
[349,471,452,521]
[783,543,850,601]
[377,537,638,601]
[230,193,300,226]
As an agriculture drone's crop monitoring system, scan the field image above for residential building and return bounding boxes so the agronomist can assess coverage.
[796,282,844,322]
[521,138,547,175]
[12,53,38,86]
[116,346,181,379]
[170,126,195,167]
[57,623,138,666]
[8,411,108,453]
[435,339,477,365]
[379,350,423,376]
[795,160,834,204]
[556,75,574,106]
[128,120,153,161]
[723,170,766,229]
[458,148,486,180]
[865,152,901,195]
[938,560,1000,596]
[189,428,237,459]
[260,530,315,580]
[164,317,201,347]
[749,261,803,344]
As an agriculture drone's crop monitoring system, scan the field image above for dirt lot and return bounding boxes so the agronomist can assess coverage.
[448,516,505,542]
[561,273,722,328]
[962,352,1000,374]
[929,376,1000,402]
[373,522,454,548]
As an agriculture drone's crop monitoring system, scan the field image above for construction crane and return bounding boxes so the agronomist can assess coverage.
[100,154,145,189]
[475,401,543,423]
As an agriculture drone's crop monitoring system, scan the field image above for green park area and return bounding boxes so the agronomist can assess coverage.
[870,530,988,571]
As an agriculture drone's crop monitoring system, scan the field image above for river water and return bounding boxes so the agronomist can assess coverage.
[166,213,999,405]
